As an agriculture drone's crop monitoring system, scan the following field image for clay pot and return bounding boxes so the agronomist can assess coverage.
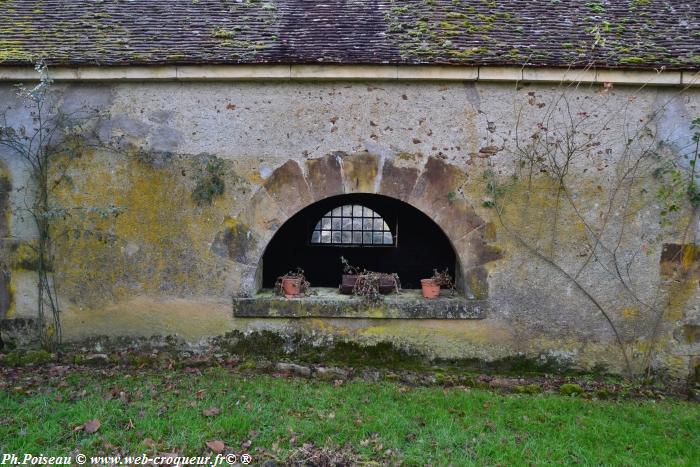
[421,279,440,299]
[281,277,302,297]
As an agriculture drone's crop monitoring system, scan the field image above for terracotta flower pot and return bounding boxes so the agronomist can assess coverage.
[281,277,302,297]
[421,279,440,299]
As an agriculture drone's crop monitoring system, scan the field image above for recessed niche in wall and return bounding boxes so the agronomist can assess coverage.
[234,194,487,319]
[262,193,458,290]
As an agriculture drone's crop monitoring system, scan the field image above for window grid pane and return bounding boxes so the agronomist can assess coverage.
[311,204,394,245]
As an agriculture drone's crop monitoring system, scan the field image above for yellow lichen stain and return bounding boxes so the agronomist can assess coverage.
[341,153,379,193]
[302,318,354,337]
[0,39,32,62]
[222,215,238,231]
[465,176,593,260]
[61,296,233,342]
[663,276,698,322]
[235,315,518,360]
[628,342,692,378]
[11,241,38,271]
[4,279,16,318]
[660,243,699,278]
[660,355,688,377]
[681,244,697,270]
[359,319,514,346]
[482,222,497,242]
[238,163,265,187]
[659,243,699,324]
[50,148,235,306]
[630,338,653,354]
[620,307,638,319]
[467,270,488,299]
[363,305,396,318]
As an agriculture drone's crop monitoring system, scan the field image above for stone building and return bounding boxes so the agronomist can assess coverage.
[0,0,698,378]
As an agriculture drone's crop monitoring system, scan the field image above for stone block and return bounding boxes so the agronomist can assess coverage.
[263,160,313,217]
[306,153,345,200]
[379,159,419,202]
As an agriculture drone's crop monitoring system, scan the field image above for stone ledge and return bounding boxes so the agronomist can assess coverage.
[0,65,695,86]
[233,288,487,319]
[177,64,289,80]
[683,71,700,86]
[478,66,523,81]
[290,64,397,80]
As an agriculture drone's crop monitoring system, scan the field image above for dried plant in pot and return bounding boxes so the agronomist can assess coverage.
[274,268,310,298]
[421,268,455,299]
[353,271,401,303]
[339,257,401,302]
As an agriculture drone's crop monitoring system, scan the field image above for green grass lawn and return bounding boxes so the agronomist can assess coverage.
[1,366,698,465]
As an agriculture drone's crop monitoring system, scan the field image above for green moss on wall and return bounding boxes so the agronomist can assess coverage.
[213,330,589,375]
[192,157,226,206]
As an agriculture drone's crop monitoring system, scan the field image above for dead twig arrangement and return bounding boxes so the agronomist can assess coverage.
[430,268,455,295]
[274,267,311,297]
[340,256,361,275]
[341,257,401,303]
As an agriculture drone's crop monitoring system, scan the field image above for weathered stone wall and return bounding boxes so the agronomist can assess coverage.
[0,160,11,321]
[0,80,698,376]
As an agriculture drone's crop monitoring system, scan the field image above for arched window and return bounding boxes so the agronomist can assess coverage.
[310,204,394,245]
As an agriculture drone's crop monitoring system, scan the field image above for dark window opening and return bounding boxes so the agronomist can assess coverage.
[262,194,458,290]
[311,204,394,246]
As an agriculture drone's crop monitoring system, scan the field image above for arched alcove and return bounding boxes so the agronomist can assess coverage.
[262,193,459,290]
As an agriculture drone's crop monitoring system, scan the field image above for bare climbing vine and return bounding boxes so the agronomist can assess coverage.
[0,64,118,349]
[476,77,699,377]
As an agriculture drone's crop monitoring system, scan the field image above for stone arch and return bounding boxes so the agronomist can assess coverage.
[231,152,501,298]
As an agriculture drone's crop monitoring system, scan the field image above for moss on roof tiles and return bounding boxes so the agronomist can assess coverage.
[0,0,697,69]
[383,0,697,68]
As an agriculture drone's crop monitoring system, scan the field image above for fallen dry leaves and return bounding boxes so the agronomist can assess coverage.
[205,440,225,453]
[84,419,101,434]
[202,407,220,417]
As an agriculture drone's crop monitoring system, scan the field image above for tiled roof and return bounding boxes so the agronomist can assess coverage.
[0,0,698,70]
